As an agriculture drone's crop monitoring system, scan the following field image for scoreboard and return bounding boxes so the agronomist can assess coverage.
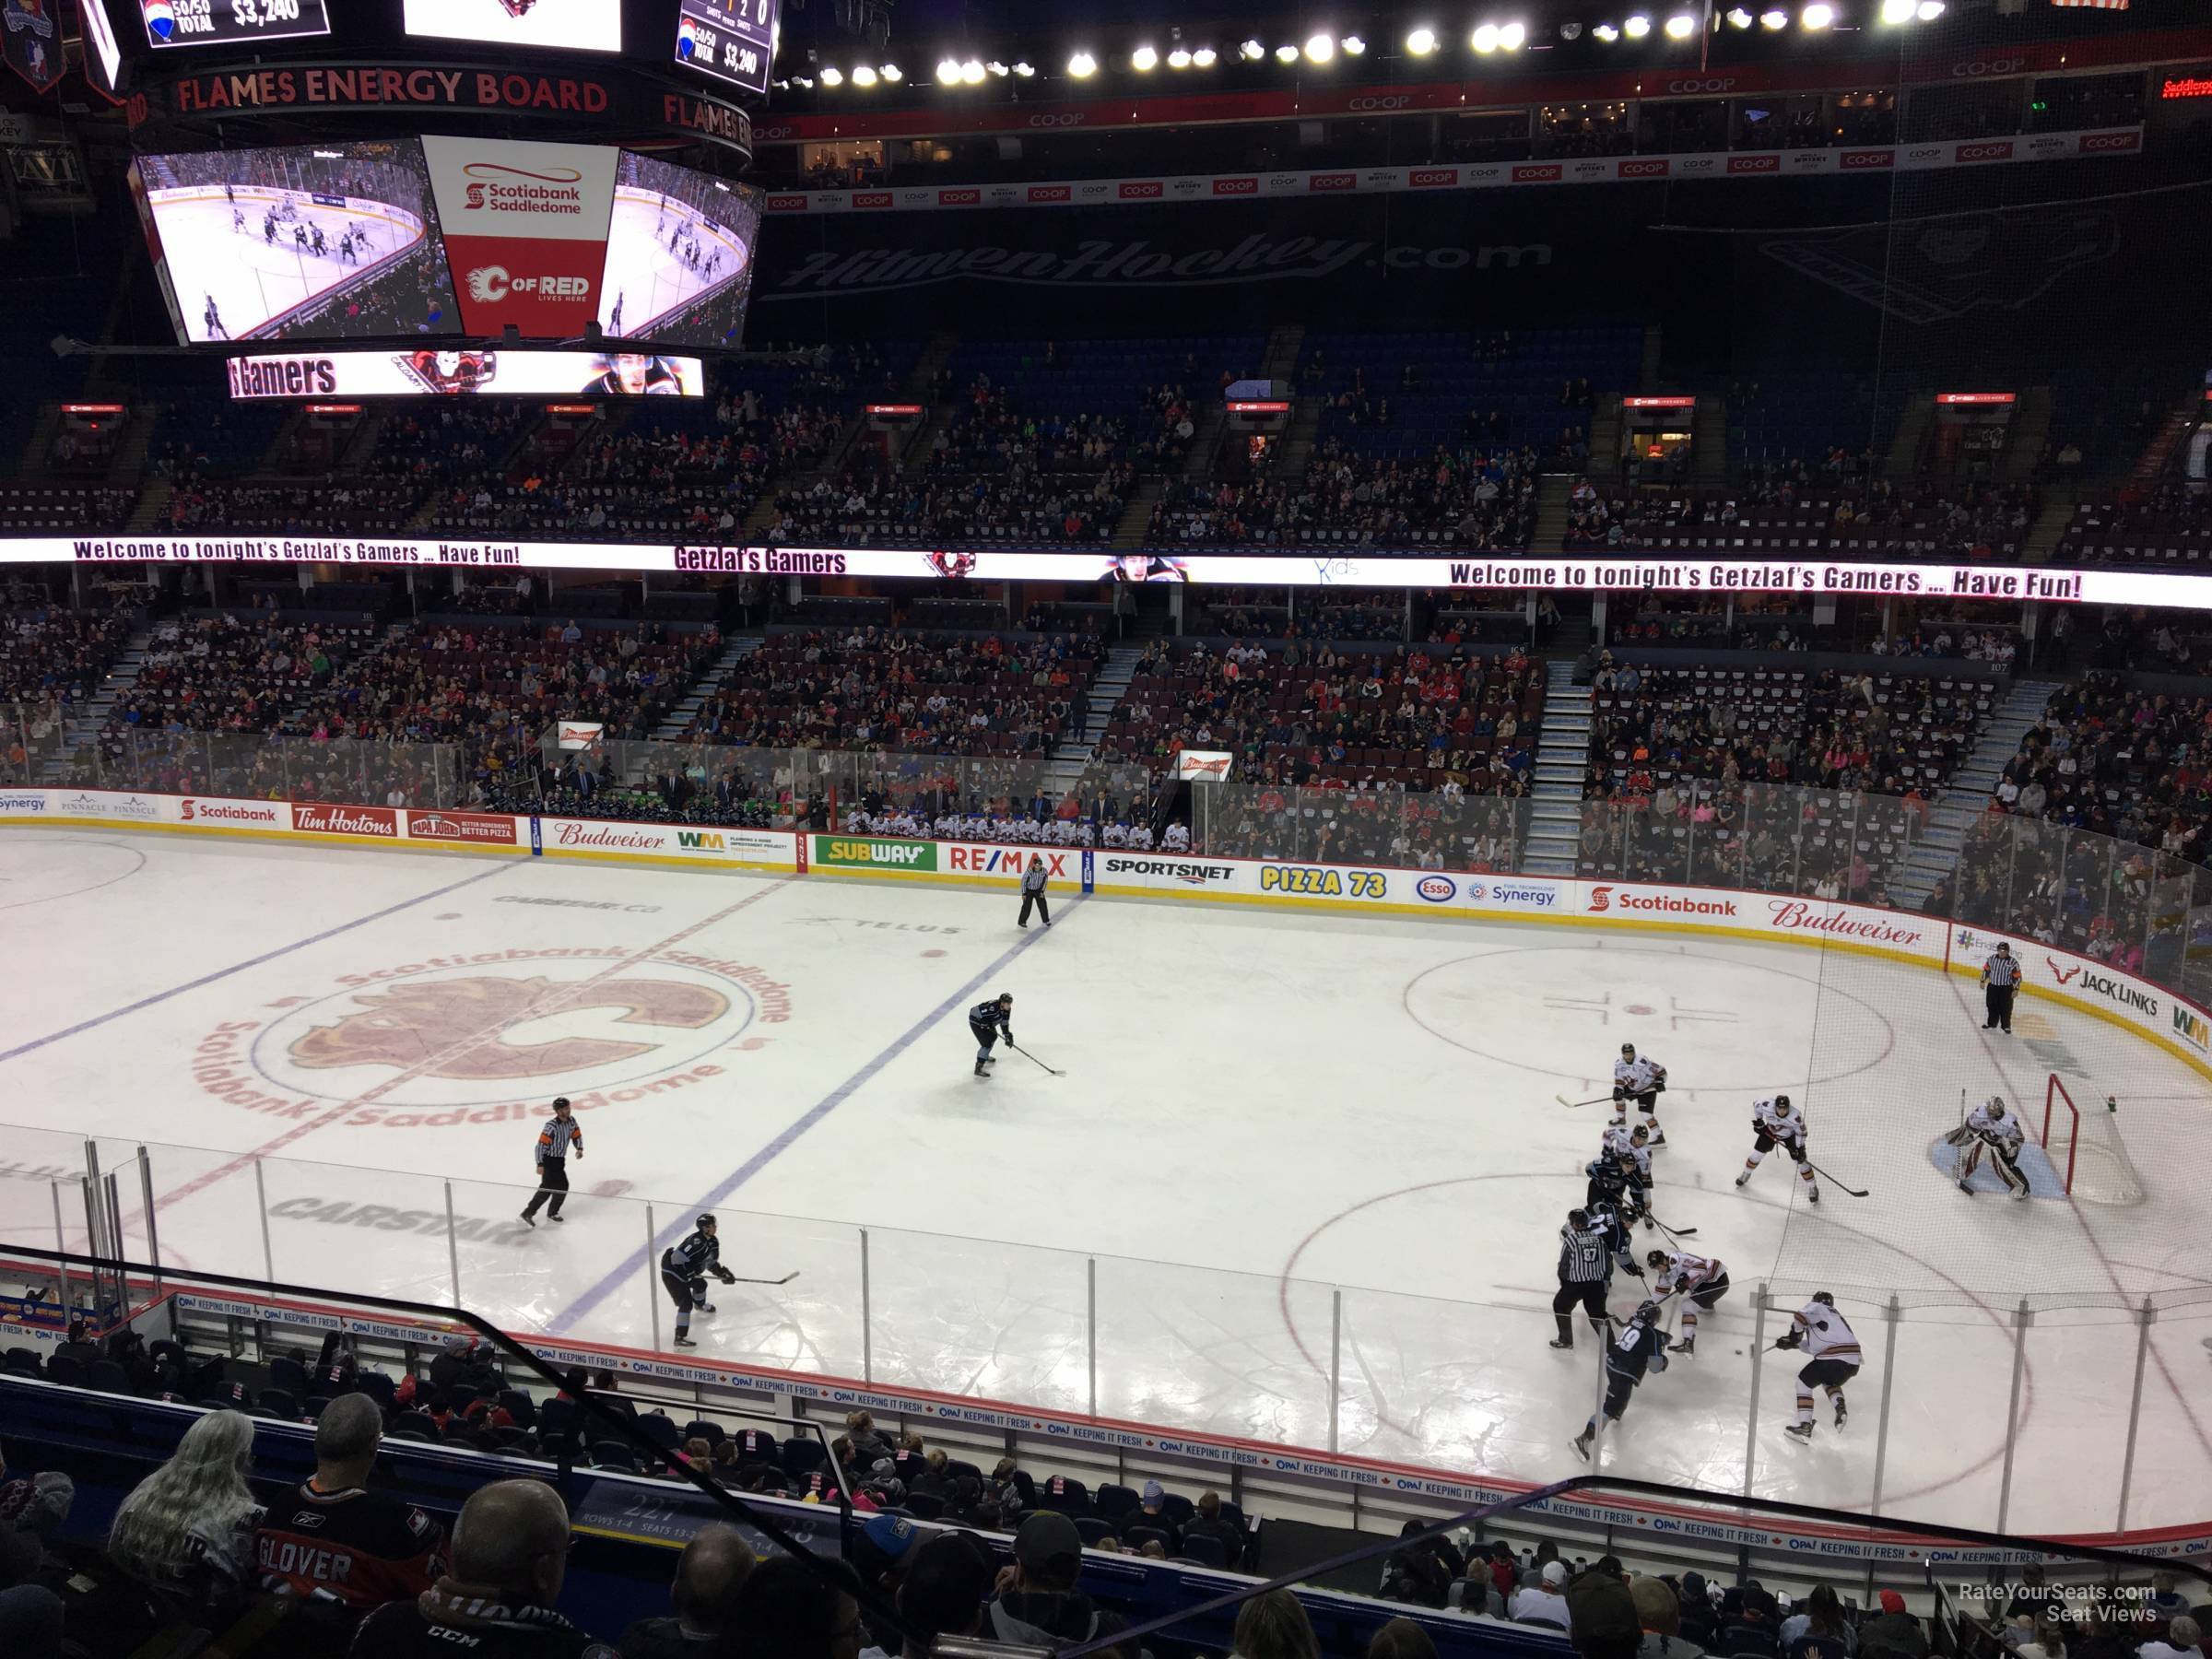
[674,0,776,97]
[140,0,332,49]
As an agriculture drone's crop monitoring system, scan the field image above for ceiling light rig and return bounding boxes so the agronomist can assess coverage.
[1132,43,1159,69]
[1303,32,1335,63]
[1275,42,1300,62]
[1065,49,1097,76]
[1406,24,1438,53]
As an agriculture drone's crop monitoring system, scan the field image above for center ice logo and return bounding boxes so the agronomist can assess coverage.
[194,951,791,1123]
[288,974,730,1080]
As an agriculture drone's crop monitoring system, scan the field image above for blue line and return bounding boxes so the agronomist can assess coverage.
[557,896,1083,1326]
[0,861,511,1066]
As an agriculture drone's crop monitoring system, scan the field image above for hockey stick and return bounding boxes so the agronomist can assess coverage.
[1007,1041,1065,1077]
[1555,1093,1616,1109]
[1806,1159,1869,1198]
[722,1271,801,1287]
[1649,1216,1700,1241]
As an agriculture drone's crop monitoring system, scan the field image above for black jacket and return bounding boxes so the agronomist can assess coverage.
[352,1583,617,1659]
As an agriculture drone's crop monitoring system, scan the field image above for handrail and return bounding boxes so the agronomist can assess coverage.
[5,1242,928,1653]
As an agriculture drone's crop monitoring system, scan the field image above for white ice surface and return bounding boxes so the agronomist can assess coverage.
[2,827,2207,1537]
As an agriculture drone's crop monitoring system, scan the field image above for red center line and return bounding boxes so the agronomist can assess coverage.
[154,876,794,1213]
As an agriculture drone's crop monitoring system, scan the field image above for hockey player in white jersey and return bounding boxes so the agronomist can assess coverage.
[1602,1123,1655,1221]
[1644,1248,1730,1356]
[1774,1290,1860,1441]
[1948,1095,2030,1200]
[1735,1094,1818,1204]
[1612,1043,1668,1145]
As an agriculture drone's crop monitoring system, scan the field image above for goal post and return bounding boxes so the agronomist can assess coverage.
[2042,1073,2079,1196]
[2041,1072,2145,1206]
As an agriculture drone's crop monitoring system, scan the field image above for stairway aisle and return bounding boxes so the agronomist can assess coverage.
[41,628,152,782]
[1890,677,2062,909]
[1044,641,1145,797]
[654,635,762,740]
[1524,657,1591,876]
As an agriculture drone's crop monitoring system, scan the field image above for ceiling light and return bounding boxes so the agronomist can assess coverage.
[1304,31,1335,61]
[1472,21,1500,50]
[880,63,902,80]
[791,75,811,87]
[1192,45,1216,65]
[1167,46,1191,66]
[851,64,876,85]
[1916,0,1943,16]
[1240,38,1264,59]
[1012,60,1035,75]
[960,57,984,81]
[1559,19,1583,36]
[935,57,961,83]
[1406,24,1439,53]
[1500,20,1526,47]
[1879,0,1912,19]
[1592,21,1619,40]
[1725,6,1753,23]
[819,65,843,85]
[1665,12,1696,36]
[1132,43,1159,69]
[1066,50,1097,76]
[986,59,1008,75]
[1275,42,1300,62]
[1341,34,1366,53]
[1801,2,1833,25]
[1759,6,1788,22]
[1623,14,1652,36]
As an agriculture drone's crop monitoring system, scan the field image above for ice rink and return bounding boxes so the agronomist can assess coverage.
[153,190,417,343]
[3,826,2208,1537]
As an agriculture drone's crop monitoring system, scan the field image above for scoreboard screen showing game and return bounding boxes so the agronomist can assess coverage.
[599,151,761,350]
[225,347,706,400]
[402,0,623,54]
[140,0,332,49]
[674,0,776,96]
[130,141,463,345]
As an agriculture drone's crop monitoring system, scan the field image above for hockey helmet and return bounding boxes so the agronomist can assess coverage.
[1809,1289,1835,1307]
[1629,1124,1650,1141]
[1645,1249,1671,1271]
[1774,1093,1793,1110]
[1635,1300,1662,1323]
[1988,1095,2006,1114]
[1568,1208,1590,1230]
[1620,1043,1637,1058]
[697,1213,718,1230]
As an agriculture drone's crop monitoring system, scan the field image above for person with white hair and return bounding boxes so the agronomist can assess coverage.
[106,1409,265,1618]
[2139,1616,2203,1659]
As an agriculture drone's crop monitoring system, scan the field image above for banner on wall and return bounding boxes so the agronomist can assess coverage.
[759,129,2143,217]
[23,539,2212,612]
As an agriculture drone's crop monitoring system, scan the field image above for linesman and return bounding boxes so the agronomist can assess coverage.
[519,1097,582,1226]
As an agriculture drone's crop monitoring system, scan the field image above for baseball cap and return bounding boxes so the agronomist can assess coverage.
[860,1512,917,1564]
[1880,1592,1907,1616]
[1141,1479,1165,1503]
[1014,1511,1084,1585]
[1568,1570,1642,1647]
[1542,1560,1569,1588]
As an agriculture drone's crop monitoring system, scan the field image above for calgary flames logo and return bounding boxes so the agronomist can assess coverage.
[287,975,731,1081]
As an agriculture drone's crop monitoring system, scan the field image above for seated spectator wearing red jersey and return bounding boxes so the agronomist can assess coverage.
[258,1394,445,1633]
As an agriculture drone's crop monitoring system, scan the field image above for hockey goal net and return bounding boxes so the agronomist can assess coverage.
[2041,1073,2147,1205]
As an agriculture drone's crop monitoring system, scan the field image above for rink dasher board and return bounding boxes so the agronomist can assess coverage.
[138,1283,2212,1566]
[2,787,2205,1081]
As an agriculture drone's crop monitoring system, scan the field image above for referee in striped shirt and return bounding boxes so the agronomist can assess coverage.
[520,1098,582,1226]
[1981,941,2021,1033]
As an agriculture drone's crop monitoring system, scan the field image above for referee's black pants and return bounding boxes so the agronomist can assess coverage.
[1552,1279,1606,1345]
[1984,983,2016,1032]
[522,1159,569,1219]
[1018,891,1051,926]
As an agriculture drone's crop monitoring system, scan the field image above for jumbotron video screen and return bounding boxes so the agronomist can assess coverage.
[127,139,761,350]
